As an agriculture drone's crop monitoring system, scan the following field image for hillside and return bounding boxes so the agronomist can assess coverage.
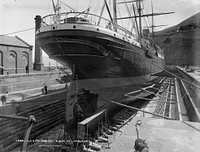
[155,12,200,66]
[156,12,200,36]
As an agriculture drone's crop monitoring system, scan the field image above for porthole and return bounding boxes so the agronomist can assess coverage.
[73,25,76,29]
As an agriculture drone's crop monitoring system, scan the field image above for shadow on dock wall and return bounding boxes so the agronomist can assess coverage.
[0,71,66,94]
[0,89,67,115]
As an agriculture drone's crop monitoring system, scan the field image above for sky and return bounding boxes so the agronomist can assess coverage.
[0,0,200,64]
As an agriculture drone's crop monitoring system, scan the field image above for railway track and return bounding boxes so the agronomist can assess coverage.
[152,77,175,119]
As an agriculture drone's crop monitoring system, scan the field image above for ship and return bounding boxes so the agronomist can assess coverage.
[36,0,172,141]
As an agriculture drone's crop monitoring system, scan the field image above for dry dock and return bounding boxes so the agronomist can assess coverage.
[1,66,200,152]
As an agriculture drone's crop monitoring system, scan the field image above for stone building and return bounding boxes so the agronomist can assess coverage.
[0,36,33,74]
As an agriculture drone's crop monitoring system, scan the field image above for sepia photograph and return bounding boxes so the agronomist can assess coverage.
[0,0,200,151]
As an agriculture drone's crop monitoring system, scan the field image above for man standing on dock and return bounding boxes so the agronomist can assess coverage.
[25,64,29,74]
[42,83,48,95]
[0,65,4,75]
[1,92,8,106]
[44,84,47,95]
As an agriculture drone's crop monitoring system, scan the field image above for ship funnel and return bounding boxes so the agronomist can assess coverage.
[33,15,44,71]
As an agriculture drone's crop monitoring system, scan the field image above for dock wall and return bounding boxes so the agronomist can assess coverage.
[0,71,62,94]
[0,89,67,115]
[177,68,200,122]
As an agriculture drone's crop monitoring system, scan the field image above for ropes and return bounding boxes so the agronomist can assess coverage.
[60,1,77,12]
[0,27,35,37]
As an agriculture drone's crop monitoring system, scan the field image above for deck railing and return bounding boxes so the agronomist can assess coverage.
[41,12,138,40]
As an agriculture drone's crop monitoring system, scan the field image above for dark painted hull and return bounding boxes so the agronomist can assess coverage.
[36,29,164,78]
[36,27,164,135]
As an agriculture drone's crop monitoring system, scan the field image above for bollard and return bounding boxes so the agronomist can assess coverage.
[134,120,149,152]
[21,115,36,152]
[0,114,36,152]
[135,120,142,139]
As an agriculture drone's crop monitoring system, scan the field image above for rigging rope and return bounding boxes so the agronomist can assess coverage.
[76,0,80,11]
[60,1,77,12]
[142,0,150,28]
[117,4,125,29]
[93,0,99,15]
[88,0,92,9]
[0,28,35,37]
[124,0,136,34]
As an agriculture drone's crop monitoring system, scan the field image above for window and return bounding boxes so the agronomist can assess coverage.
[8,51,16,58]
[22,52,28,59]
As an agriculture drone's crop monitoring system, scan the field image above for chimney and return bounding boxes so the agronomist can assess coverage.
[33,15,44,71]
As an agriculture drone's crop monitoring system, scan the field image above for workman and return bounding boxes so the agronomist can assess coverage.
[0,65,4,75]
[1,92,8,106]
[25,64,29,74]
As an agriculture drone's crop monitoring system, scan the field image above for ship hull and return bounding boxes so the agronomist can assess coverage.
[36,28,164,79]
[36,24,164,136]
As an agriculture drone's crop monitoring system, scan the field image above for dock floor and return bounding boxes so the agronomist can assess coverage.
[105,116,200,152]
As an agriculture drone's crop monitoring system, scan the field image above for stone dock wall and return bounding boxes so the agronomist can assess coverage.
[0,71,63,94]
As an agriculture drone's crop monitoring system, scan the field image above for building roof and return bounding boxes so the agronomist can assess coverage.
[0,35,32,48]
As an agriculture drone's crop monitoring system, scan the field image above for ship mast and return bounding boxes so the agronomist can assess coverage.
[137,0,142,38]
[132,4,140,40]
[52,0,61,24]
[151,0,154,40]
[104,0,114,23]
[117,2,174,41]
[97,3,106,26]
[117,0,143,38]
[113,0,118,31]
